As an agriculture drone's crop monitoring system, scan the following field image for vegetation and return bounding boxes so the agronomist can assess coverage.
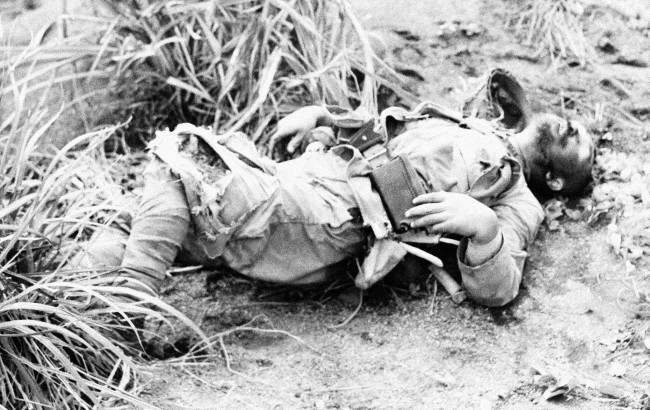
[0,0,392,407]
[0,63,141,406]
[508,0,595,66]
[97,0,388,148]
[2,0,400,149]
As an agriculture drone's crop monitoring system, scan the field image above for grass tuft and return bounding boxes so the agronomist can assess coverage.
[0,44,210,409]
[508,0,596,67]
[99,0,389,148]
[3,1,406,152]
[0,1,402,406]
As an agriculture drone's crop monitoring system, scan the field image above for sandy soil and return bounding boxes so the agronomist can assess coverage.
[134,1,650,409]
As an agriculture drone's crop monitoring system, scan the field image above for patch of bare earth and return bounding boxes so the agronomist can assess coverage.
[124,0,649,408]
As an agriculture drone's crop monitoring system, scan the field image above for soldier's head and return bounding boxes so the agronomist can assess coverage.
[515,113,595,197]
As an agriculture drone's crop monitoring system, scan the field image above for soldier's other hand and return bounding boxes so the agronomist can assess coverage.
[303,127,336,154]
[268,106,331,155]
[405,192,499,244]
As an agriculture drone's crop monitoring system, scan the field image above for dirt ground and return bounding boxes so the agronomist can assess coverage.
[3,0,649,409]
[133,1,650,409]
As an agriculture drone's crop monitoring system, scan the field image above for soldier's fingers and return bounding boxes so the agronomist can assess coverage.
[268,131,285,155]
[287,130,308,154]
[427,221,452,234]
[409,212,449,229]
[305,141,327,153]
[310,126,336,146]
[404,203,445,218]
[413,192,446,205]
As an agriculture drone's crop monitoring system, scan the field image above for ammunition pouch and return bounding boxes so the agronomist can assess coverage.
[369,155,427,233]
[333,113,436,240]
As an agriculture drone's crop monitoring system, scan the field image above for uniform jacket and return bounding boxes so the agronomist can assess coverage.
[145,107,544,307]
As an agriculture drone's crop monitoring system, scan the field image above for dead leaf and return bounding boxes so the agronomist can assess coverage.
[620,167,633,182]
[431,372,456,387]
[614,193,635,208]
[528,363,544,377]
[596,151,642,183]
[628,245,644,260]
[460,22,483,37]
[578,198,593,210]
[542,385,568,401]
[542,377,576,401]
[587,204,614,225]
[593,182,620,202]
[544,199,566,221]
[599,333,619,352]
[629,173,650,205]
[565,209,582,221]
[596,380,628,398]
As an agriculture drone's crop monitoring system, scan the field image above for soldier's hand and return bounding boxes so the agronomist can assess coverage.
[405,192,499,244]
[268,106,332,155]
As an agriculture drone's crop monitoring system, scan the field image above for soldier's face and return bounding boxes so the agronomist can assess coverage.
[529,114,591,163]
[547,116,593,168]
[531,113,594,194]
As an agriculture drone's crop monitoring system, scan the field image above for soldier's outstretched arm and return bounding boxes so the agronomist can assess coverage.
[268,106,334,155]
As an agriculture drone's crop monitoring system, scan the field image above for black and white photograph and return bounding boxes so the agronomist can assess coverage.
[0,0,648,408]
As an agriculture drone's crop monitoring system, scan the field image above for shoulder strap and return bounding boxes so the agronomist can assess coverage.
[380,101,513,142]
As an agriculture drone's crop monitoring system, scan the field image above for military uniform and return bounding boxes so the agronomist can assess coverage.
[76,104,544,307]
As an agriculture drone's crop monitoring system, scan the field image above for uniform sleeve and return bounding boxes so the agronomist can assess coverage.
[457,179,544,307]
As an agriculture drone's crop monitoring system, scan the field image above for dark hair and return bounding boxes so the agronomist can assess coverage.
[528,114,595,197]
[550,143,595,196]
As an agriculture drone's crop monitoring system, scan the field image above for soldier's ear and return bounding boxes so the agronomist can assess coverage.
[545,171,565,192]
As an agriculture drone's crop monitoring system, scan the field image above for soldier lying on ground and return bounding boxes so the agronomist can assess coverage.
[73,70,595,307]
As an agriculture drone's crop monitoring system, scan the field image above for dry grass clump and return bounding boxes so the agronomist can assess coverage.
[90,0,388,148]
[2,1,400,150]
[0,1,397,405]
[0,88,134,407]
[508,0,596,66]
[0,55,209,408]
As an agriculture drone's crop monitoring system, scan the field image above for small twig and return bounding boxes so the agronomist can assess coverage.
[604,348,644,362]
[191,319,325,359]
[217,335,290,389]
[230,301,321,309]
[23,243,35,274]
[305,384,376,394]
[389,286,407,311]
[328,289,363,330]
[181,366,225,390]
[167,265,203,276]
[231,327,325,356]
[218,336,232,371]
[428,280,438,316]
